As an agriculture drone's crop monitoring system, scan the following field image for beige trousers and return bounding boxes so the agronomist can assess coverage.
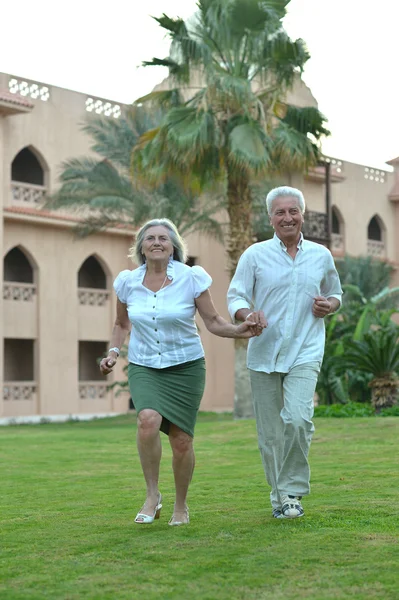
[249,362,319,510]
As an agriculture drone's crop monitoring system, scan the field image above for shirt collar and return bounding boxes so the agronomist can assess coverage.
[137,256,175,279]
[273,232,304,252]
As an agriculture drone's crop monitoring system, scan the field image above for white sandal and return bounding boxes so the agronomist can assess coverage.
[168,505,189,526]
[134,493,162,524]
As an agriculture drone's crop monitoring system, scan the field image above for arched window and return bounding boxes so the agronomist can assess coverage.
[11,147,44,185]
[4,247,34,283]
[368,216,382,241]
[78,256,107,289]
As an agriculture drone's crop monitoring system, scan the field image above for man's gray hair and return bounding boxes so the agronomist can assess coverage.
[266,186,306,216]
[129,218,187,265]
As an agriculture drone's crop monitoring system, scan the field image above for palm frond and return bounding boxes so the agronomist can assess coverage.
[135,89,184,109]
[280,105,330,139]
[228,121,271,172]
[270,122,320,171]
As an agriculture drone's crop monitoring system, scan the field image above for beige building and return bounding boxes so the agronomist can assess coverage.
[1,71,398,423]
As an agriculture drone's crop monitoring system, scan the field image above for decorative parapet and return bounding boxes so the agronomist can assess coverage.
[3,282,36,301]
[331,233,345,253]
[85,97,121,118]
[11,181,47,205]
[79,382,108,399]
[78,288,110,306]
[325,157,344,174]
[367,240,385,258]
[3,381,36,401]
[9,77,50,101]
[364,167,387,184]
[306,157,345,182]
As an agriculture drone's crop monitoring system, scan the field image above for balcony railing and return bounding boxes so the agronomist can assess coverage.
[3,282,36,301]
[79,382,108,399]
[78,288,110,306]
[367,239,385,258]
[302,211,328,242]
[11,181,46,205]
[3,381,36,401]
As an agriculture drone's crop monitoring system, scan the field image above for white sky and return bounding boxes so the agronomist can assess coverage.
[1,0,398,169]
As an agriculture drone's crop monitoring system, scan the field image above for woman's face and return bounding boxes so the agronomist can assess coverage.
[141,225,174,263]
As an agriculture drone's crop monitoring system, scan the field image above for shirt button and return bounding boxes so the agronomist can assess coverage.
[158,352,161,355]
[152,317,155,320]
[157,341,160,344]
[153,306,155,308]
[155,329,158,332]
[154,294,156,298]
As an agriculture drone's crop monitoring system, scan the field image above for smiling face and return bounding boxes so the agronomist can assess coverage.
[269,195,304,244]
[141,225,174,264]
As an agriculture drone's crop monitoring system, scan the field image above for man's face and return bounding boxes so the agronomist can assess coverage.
[270,195,304,243]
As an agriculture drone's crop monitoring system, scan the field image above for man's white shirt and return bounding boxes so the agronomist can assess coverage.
[227,234,343,373]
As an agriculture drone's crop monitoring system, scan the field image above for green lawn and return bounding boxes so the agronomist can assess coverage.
[1,414,398,600]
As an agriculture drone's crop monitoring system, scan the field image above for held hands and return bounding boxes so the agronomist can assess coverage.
[312,296,331,318]
[99,354,118,375]
[236,310,268,338]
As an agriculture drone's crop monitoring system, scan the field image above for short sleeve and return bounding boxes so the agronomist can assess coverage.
[191,265,212,298]
[113,270,131,304]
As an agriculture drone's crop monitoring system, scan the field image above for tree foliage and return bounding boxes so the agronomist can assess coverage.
[46,107,225,241]
[134,0,330,271]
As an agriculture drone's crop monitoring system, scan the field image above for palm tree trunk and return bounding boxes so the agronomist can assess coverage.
[226,170,254,277]
[370,378,398,413]
[227,168,255,418]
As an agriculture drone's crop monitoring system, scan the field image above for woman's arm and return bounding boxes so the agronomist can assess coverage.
[195,290,265,339]
[100,300,131,374]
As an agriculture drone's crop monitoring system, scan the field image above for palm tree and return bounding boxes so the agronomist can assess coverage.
[46,106,224,241]
[339,328,399,411]
[133,0,330,273]
[336,255,394,302]
[316,285,399,406]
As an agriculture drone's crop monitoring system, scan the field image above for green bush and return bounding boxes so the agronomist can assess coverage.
[314,402,375,418]
[379,404,399,417]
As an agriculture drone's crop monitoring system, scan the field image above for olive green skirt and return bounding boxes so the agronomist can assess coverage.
[128,358,206,438]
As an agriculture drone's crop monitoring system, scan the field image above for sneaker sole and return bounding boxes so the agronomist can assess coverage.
[282,511,304,519]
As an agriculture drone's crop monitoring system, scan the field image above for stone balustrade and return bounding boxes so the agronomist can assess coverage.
[3,282,36,301]
[78,288,110,306]
[367,240,385,257]
[3,381,36,401]
[11,181,46,205]
[331,233,345,253]
[79,382,108,400]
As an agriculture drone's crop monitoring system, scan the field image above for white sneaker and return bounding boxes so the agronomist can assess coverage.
[281,495,304,518]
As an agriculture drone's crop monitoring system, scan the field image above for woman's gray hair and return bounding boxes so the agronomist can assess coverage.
[129,218,188,265]
[266,186,306,216]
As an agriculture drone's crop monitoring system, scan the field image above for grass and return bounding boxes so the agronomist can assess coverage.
[1,413,398,600]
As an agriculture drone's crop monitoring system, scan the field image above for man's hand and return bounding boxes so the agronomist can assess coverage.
[312,296,331,318]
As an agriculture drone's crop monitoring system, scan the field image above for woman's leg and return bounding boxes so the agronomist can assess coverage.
[136,408,163,515]
[169,424,194,518]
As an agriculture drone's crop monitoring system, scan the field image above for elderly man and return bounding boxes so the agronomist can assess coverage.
[227,186,342,519]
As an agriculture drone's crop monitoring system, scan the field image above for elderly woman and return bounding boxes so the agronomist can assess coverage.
[100,218,263,526]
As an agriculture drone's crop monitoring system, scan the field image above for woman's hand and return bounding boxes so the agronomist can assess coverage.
[100,354,117,375]
[235,312,267,338]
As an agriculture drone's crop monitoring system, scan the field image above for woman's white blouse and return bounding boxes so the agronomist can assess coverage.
[113,259,212,368]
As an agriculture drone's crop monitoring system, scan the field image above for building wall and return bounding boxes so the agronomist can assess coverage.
[0,72,235,418]
[0,118,5,418]
[1,71,398,420]
[329,161,395,259]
